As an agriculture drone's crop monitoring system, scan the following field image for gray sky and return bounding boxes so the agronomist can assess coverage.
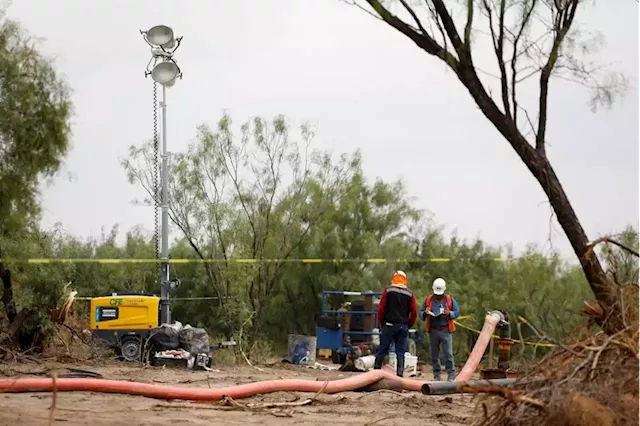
[6,0,638,260]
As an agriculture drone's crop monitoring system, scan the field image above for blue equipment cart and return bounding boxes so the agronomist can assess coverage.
[316,290,421,364]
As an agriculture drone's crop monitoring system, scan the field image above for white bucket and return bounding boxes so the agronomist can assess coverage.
[405,353,418,375]
[354,354,376,371]
[388,352,418,376]
[372,328,380,346]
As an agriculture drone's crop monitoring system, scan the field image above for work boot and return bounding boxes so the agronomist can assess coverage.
[373,354,384,370]
[396,359,405,377]
[433,375,442,381]
[447,376,455,382]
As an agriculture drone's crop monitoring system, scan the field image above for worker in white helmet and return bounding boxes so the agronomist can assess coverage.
[419,277,461,381]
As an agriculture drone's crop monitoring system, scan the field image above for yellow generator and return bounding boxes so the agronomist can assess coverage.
[89,293,160,361]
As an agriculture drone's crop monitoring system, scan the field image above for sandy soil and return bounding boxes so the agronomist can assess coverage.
[0,360,478,426]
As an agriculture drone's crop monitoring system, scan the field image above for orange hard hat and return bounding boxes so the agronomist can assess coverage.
[390,270,407,285]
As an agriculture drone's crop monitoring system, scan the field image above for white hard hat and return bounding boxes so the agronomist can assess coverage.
[432,278,446,295]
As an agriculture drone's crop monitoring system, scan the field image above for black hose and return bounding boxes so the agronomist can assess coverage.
[58,369,104,379]
[421,378,520,395]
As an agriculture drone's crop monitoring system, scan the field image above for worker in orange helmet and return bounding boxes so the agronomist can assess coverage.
[374,270,418,377]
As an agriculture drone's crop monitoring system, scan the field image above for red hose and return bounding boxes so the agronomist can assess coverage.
[0,312,500,400]
[456,311,503,382]
[0,369,401,401]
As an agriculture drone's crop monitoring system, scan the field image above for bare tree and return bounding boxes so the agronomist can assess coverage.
[346,0,629,333]
[123,114,355,341]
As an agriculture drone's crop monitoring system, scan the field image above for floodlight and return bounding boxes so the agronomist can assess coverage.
[161,38,177,50]
[146,25,174,47]
[151,61,179,85]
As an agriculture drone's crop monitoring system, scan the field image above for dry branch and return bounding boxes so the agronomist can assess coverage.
[460,384,545,408]
[586,237,640,259]
[474,320,638,426]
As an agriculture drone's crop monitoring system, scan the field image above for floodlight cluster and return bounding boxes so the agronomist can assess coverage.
[141,25,183,87]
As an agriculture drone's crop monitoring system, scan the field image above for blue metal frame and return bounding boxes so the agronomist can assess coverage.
[317,290,423,355]
[321,290,382,338]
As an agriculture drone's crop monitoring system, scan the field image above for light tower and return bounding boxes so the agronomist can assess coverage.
[140,25,183,325]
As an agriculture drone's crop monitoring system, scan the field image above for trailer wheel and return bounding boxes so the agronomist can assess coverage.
[120,337,142,362]
[331,350,347,365]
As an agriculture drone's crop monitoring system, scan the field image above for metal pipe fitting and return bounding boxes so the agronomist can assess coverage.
[356,379,403,392]
[421,378,519,395]
[488,310,506,325]
[420,379,523,395]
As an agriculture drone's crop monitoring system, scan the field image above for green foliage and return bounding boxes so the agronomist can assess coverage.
[6,219,618,362]
[123,113,361,345]
[119,112,635,358]
[0,15,72,351]
[0,16,72,235]
[4,110,624,362]
[1,85,634,360]
[598,224,639,285]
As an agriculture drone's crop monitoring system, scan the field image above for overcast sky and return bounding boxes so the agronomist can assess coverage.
[5,0,638,261]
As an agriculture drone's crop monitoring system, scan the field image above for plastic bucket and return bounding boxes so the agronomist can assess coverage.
[388,352,418,375]
[354,354,376,371]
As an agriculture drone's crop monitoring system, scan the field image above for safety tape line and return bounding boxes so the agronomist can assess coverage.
[75,296,226,301]
[453,317,556,348]
[0,257,526,264]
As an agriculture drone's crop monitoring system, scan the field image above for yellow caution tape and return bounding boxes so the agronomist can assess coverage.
[452,319,556,348]
[0,257,525,264]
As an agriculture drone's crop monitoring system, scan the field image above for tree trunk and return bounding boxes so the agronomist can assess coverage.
[527,159,623,332]
[0,263,47,353]
[1,264,17,323]
[454,66,622,333]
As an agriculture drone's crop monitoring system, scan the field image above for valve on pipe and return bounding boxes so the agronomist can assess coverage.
[497,311,513,371]
[482,310,515,380]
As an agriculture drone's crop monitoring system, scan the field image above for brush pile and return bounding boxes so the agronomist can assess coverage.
[475,285,639,426]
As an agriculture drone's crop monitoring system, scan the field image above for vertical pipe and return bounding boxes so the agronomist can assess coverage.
[497,312,512,371]
[488,335,495,368]
[159,84,171,325]
[456,311,503,382]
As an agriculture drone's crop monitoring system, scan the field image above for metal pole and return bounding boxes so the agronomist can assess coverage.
[159,84,171,325]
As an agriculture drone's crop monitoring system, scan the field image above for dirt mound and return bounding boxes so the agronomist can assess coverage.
[476,288,639,426]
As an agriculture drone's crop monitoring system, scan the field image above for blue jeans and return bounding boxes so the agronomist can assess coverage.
[429,329,455,380]
[374,322,408,376]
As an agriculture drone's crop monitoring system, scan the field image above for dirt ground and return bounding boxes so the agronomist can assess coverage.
[0,360,479,426]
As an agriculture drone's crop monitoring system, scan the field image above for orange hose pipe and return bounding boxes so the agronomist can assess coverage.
[0,311,501,400]
[456,311,503,382]
[0,369,398,401]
